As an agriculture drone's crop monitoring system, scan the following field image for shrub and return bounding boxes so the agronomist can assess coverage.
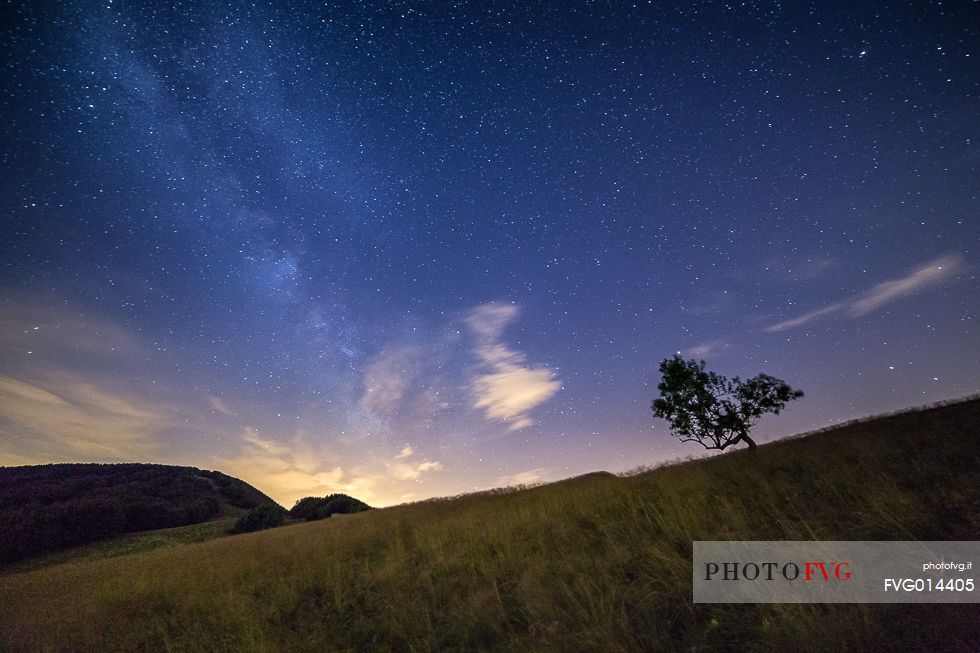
[230,505,287,534]
[289,496,324,521]
[289,494,371,521]
[316,494,371,519]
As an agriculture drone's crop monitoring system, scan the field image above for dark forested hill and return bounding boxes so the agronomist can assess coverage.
[0,463,279,564]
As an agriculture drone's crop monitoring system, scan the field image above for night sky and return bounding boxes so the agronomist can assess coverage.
[1,1,977,507]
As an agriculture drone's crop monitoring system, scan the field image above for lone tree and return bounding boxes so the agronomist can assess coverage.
[652,355,803,451]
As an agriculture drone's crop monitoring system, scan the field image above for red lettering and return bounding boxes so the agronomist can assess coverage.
[804,561,831,581]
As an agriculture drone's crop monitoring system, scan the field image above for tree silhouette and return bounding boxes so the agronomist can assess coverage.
[289,494,371,521]
[230,504,287,533]
[651,355,803,451]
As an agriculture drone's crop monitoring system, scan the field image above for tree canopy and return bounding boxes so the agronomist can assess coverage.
[0,464,278,564]
[651,355,804,451]
[289,494,371,521]
[230,504,287,534]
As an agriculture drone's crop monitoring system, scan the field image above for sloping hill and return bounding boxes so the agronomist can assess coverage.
[1,399,978,652]
[0,463,279,564]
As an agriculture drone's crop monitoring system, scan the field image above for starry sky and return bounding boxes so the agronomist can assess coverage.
[1,1,977,507]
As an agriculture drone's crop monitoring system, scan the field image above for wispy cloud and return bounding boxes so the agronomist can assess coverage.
[209,396,234,415]
[389,459,444,481]
[765,255,963,332]
[762,255,839,283]
[496,467,549,486]
[472,365,560,431]
[359,346,450,421]
[217,429,447,507]
[0,292,450,508]
[848,255,961,316]
[680,341,727,359]
[466,303,560,431]
[0,294,140,359]
[0,296,192,466]
[466,304,519,340]
[0,374,160,463]
[765,305,843,333]
[217,428,376,507]
[359,348,413,414]
[387,444,444,481]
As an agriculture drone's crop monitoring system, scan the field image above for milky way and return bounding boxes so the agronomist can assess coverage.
[1,2,977,505]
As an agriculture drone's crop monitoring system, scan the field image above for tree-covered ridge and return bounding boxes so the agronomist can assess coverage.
[227,493,373,533]
[0,463,279,564]
[289,494,373,521]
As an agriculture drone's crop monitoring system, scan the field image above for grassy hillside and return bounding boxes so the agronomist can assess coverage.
[0,463,278,565]
[0,518,238,575]
[2,399,979,652]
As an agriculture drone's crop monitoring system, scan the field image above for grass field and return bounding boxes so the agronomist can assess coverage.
[1,398,978,652]
[0,517,238,576]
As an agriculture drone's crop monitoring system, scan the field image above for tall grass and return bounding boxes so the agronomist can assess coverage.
[1,399,978,651]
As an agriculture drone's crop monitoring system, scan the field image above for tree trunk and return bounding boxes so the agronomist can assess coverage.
[741,433,757,450]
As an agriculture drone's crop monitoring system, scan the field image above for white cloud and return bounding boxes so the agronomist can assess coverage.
[765,305,844,333]
[496,467,549,486]
[0,374,160,463]
[465,303,519,340]
[390,459,444,480]
[680,341,727,358]
[359,347,414,413]
[218,428,377,507]
[209,396,234,415]
[388,446,444,480]
[765,255,963,332]
[472,364,559,430]
[848,255,962,316]
[358,346,449,421]
[217,430,449,506]
[465,303,560,431]
[0,294,140,359]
